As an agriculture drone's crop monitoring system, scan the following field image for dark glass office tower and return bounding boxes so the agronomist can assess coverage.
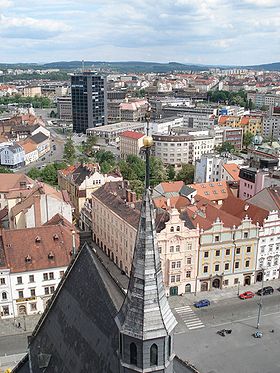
[71,72,108,133]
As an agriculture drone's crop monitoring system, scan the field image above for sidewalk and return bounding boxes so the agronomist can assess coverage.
[171,278,280,306]
[0,315,40,338]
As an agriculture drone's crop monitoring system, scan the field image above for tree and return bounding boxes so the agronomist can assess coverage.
[129,179,144,198]
[167,164,176,180]
[243,131,254,150]
[63,136,76,164]
[82,135,98,156]
[0,166,13,174]
[27,167,41,180]
[40,164,58,185]
[150,157,167,186]
[215,141,235,155]
[176,164,194,184]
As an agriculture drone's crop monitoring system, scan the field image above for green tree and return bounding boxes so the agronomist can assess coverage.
[27,167,42,180]
[176,164,194,184]
[167,164,176,180]
[150,157,167,186]
[63,136,76,164]
[82,135,98,156]
[129,179,144,198]
[215,141,235,154]
[0,166,13,174]
[243,131,254,150]
[40,164,58,185]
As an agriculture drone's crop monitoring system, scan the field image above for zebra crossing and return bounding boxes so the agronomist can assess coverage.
[174,305,205,330]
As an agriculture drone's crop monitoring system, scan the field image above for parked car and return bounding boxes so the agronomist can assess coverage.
[239,291,255,299]
[194,299,210,308]
[256,286,274,296]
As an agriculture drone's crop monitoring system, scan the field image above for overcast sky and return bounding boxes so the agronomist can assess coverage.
[0,0,279,65]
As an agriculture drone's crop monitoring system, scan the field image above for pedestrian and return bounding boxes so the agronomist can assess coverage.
[17,322,21,328]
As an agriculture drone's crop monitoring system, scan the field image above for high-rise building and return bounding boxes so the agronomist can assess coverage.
[71,72,108,133]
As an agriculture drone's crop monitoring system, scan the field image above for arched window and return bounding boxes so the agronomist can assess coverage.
[130,343,137,365]
[2,292,7,300]
[170,226,174,232]
[150,344,158,366]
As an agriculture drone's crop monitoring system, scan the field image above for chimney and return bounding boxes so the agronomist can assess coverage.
[33,195,41,227]
[131,191,137,203]
[126,189,132,203]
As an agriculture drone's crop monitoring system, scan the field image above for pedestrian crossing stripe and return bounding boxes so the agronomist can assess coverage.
[174,306,205,330]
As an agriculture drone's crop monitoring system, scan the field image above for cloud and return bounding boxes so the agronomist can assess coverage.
[0,0,279,65]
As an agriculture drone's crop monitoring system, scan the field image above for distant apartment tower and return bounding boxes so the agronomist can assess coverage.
[71,72,107,133]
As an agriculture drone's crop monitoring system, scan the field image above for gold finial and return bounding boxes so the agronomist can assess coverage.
[143,136,153,148]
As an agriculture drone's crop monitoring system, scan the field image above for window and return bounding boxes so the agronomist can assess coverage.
[176,245,180,252]
[59,271,65,278]
[2,291,7,300]
[224,279,229,286]
[18,290,24,298]
[203,265,208,273]
[168,336,172,357]
[244,232,249,239]
[204,251,209,258]
[30,303,37,311]
[234,278,239,284]
[176,261,181,268]
[29,275,34,283]
[225,263,229,270]
[187,257,191,264]
[49,272,54,280]
[226,249,230,256]
[186,271,191,278]
[176,226,180,232]
[246,247,251,253]
[176,275,180,282]
[44,287,50,295]
[171,262,176,269]
[17,276,22,284]
[215,264,219,272]
[43,273,48,281]
[170,246,174,253]
[130,343,137,366]
[235,262,239,269]
[170,275,176,283]
[215,235,220,242]
[236,247,241,254]
[30,289,36,297]
[158,247,162,254]
[215,250,220,257]
[0,278,5,285]
[245,260,250,267]
[170,226,174,232]
[50,286,55,294]
[2,306,9,316]
[150,344,158,366]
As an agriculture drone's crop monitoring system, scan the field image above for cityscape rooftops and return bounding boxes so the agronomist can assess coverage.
[119,130,145,139]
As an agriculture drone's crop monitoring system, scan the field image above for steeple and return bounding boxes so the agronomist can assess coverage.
[115,102,177,372]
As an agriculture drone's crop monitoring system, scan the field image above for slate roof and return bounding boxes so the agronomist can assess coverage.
[30,132,49,144]
[116,189,177,340]
[247,187,280,212]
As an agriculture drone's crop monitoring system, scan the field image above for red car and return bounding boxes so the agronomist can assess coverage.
[239,291,255,299]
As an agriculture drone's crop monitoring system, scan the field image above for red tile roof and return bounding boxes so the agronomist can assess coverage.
[119,131,144,140]
[223,163,240,181]
[189,181,229,202]
[1,224,79,273]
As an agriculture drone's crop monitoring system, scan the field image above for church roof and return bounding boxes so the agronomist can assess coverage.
[13,243,123,373]
[115,189,177,340]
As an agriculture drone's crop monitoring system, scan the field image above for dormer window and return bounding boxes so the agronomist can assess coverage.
[25,255,32,263]
[48,252,55,260]
[35,236,41,243]
[53,234,59,240]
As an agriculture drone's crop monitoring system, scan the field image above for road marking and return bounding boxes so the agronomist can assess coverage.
[174,306,205,330]
[189,325,205,330]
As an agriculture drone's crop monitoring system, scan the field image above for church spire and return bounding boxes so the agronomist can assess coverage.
[115,101,177,372]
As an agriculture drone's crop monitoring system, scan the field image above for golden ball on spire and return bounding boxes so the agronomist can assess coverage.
[143,136,153,148]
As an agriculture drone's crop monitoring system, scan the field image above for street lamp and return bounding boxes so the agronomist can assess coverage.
[256,267,265,330]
